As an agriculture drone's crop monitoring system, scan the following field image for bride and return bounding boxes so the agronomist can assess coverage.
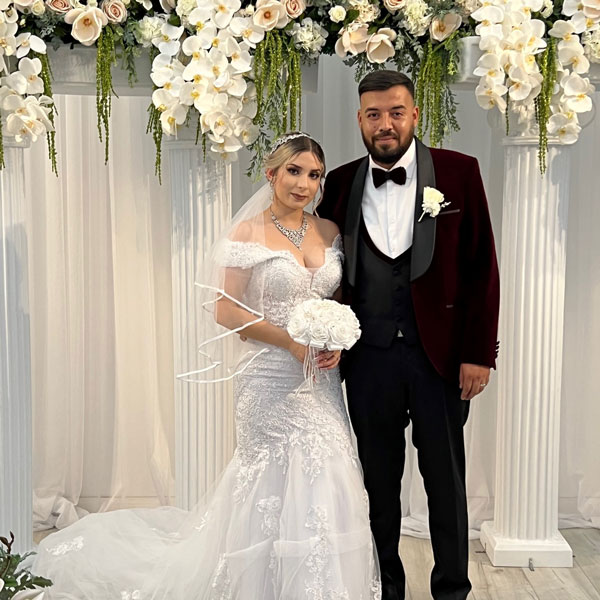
[33,132,381,600]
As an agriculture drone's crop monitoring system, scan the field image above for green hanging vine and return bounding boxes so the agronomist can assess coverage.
[535,37,558,174]
[415,33,461,147]
[96,27,117,164]
[37,52,58,176]
[249,29,303,178]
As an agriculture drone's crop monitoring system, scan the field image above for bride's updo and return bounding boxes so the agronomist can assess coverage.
[265,132,326,177]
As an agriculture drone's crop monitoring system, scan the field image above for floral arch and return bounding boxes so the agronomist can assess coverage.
[0,0,598,176]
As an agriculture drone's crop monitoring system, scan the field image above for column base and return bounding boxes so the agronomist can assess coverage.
[480,521,573,568]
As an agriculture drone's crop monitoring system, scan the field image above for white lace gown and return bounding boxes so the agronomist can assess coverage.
[33,235,381,600]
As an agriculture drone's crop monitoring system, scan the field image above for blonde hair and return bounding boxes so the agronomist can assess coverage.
[265,132,326,178]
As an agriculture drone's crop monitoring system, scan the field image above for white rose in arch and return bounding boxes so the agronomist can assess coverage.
[365,27,397,63]
[102,0,127,24]
[328,5,346,22]
[383,0,403,12]
[253,0,289,31]
[283,0,305,19]
[430,12,462,42]
[65,6,108,46]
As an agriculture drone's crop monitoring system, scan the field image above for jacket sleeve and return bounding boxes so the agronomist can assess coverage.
[458,158,500,368]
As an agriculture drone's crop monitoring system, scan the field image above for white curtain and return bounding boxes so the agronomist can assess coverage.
[27,57,600,533]
[26,95,175,530]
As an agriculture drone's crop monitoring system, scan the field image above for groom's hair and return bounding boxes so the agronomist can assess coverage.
[358,70,414,99]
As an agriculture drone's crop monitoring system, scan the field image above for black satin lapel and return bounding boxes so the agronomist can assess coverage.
[411,139,437,282]
[344,157,369,288]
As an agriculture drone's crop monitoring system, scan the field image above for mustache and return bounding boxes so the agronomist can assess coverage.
[374,132,398,141]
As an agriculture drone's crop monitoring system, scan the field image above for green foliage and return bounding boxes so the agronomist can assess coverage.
[415,34,461,147]
[535,37,558,173]
[0,532,52,600]
[146,103,163,184]
[37,52,58,176]
[96,27,117,165]
[248,30,303,179]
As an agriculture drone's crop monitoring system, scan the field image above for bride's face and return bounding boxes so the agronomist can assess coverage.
[268,151,323,212]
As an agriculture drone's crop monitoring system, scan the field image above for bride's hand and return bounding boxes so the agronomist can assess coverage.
[288,340,308,363]
[317,350,341,370]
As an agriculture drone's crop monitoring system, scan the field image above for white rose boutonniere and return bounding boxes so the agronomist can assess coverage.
[419,186,449,221]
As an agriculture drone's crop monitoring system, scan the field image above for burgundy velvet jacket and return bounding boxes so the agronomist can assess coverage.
[318,139,500,383]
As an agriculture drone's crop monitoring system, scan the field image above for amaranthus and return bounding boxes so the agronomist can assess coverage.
[96,27,117,164]
[535,37,558,174]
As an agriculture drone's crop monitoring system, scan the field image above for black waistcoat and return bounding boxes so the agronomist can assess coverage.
[351,218,419,348]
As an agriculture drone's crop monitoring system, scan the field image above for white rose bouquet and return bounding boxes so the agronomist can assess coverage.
[287,298,361,351]
[287,298,361,385]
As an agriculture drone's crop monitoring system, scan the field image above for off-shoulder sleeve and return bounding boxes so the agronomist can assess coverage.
[329,234,344,262]
[214,239,274,269]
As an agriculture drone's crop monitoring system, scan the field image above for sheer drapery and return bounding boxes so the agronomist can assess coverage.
[26,58,600,534]
[25,95,175,530]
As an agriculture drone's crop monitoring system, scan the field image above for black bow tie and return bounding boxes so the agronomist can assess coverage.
[372,166,407,188]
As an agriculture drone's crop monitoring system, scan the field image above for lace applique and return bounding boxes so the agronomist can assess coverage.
[233,450,269,503]
[371,578,383,600]
[120,590,141,600]
[304,506,350,600]
[194,510,211,532]
[46,536,84,556]
[256,496,282,537]
[210,556,232,600]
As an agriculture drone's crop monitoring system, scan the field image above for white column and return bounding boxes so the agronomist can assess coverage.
[0,141,33,552]
[480,135,573,567]
[165,142,236,509]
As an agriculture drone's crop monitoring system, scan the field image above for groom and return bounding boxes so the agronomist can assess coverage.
[318,71,500,600]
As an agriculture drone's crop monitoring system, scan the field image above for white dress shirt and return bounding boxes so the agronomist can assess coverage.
[362,138,417,258]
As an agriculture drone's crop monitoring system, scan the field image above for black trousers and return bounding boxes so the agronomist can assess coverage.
[344,338,471,600]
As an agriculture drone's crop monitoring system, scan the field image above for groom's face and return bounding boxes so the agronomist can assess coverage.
[357,85,419,168]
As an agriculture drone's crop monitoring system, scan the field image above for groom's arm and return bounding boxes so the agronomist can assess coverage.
[458,158,500,371]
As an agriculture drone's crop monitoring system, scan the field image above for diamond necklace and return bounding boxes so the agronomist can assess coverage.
[270,209,308,249]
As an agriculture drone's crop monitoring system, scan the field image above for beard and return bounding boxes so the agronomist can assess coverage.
[361,128,414,166]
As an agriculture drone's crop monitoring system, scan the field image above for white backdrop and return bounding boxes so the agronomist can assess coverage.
[26,56,600,532]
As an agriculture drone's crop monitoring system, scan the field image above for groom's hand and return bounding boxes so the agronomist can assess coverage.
[459,363,490,400]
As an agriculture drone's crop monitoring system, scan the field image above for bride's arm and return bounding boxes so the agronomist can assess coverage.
[214,266,308,363]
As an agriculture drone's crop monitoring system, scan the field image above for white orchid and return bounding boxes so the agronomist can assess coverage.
[475,77,508,111]
[474,53,506,84]
[558,40,591,72]
[229,16,265,48]
[159,102,188,135]
[150,54,185,87]
[154,23,184,56]
[212,0,241,29]
[15,32,46,58]
[547,112,581,143]
[561,72,594,111]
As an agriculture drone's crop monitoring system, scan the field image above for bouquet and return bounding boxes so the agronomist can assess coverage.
[287,299,361,384]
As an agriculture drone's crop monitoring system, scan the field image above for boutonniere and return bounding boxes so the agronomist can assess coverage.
[419,186,450,222]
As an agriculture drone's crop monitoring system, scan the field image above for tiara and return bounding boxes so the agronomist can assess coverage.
[269,132,321,155]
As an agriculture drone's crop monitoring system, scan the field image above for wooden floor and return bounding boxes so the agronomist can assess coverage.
[34,528,599,599]
[400,529,600,600]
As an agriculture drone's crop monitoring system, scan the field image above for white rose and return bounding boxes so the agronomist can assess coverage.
[429,13,462,42]
[102,0,127,23]
[366,27,397,63]
[175,0,197,18]
[329,5,346,22]
[309,322,329,348]
[420,186,449,220]
[283,0,305,18]
[253,0,289,30]
[383,0,403,12]
[65,7,108,46]
[329,321,359,350]
[31,0,46,15]
[287,315,311,345]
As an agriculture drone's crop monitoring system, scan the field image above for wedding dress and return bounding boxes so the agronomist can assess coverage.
[33,234,381,600]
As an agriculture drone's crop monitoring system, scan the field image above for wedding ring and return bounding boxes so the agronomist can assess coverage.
[480,383,486,387]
